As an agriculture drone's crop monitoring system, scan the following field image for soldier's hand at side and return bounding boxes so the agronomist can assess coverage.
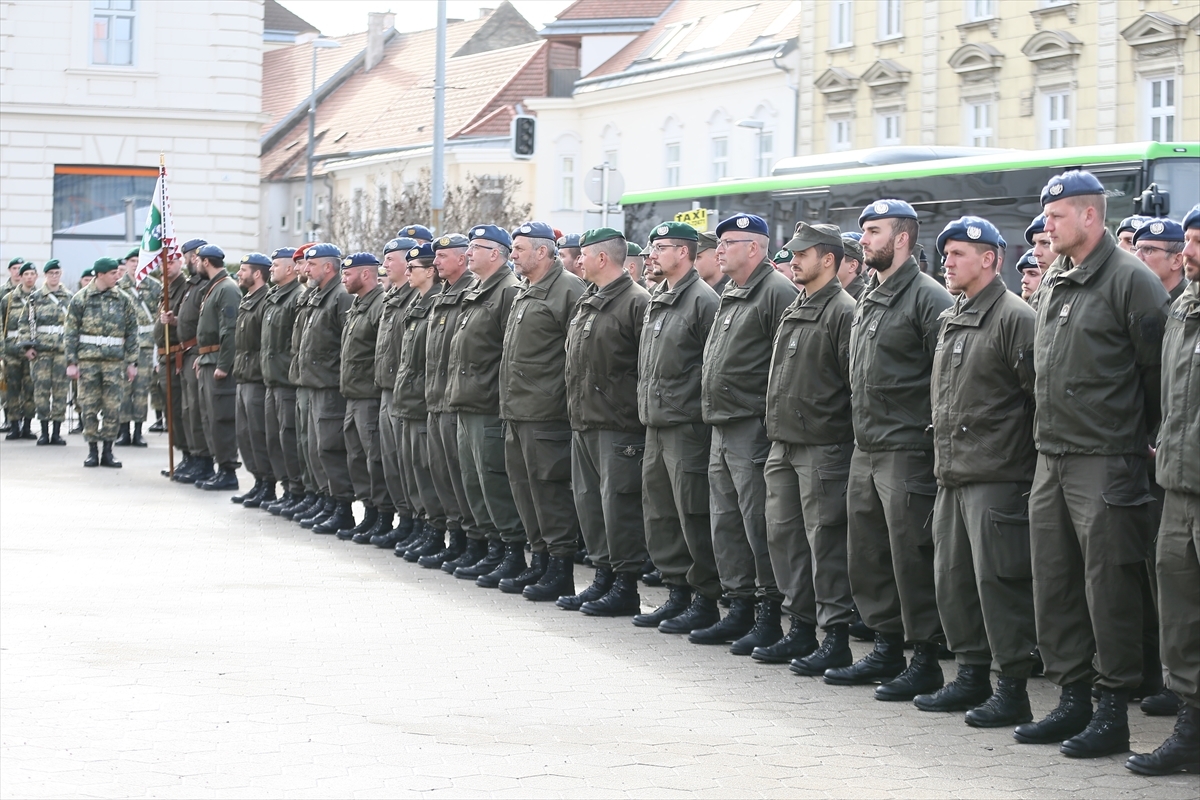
[1148,444,1156,459]
[25,349,36,361]
[214,368,228,380]
[66,364,79,380]
[127,364,138,382]
[160,311,176,325]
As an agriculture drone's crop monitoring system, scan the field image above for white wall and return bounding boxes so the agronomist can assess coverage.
[580,35,636,77]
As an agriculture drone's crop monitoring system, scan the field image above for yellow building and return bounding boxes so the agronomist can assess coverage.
[797,0,1199,153]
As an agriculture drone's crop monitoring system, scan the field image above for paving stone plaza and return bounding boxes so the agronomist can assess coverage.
[2,439,1196,798]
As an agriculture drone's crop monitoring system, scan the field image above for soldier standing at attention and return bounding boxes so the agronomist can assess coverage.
[1018,252,1043,303]
[556,233,582,280]
[917,217,1039,728]
[559,228,650,616]
[115,248,159,448]
[838,234,868,301]
[193,244,242,492]
[155,253,190,475]
[230,253,273,507]
[634,221,722,632]
[171,239,214,484]
[64,257,137,467]
[500,222,587,600]
[3,262,38,440]
[1014,171,1169,759]
[825,200,953,701]
[260,248,306,515]
[694,231,726,294]
[1134,218,1189,303]
[693,214,797,653]
[1116,215,1149,253]
[18,260,71,445]
[280,244,322,521]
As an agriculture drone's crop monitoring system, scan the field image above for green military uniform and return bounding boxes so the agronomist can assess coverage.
[196,269,241,471]
[177,271,211,460]
[844,272,868,302]
[290,282,318,495]
[930,275,1038,678]
[117,273,160,426]
[394,281,446,532]
[701,259,798,601]
[233,282,271,483]
[638,263,721,599]
[262,278,304,498]
[1029,230,1169,691]
[19,282,72,424]
[155,272,189,454]
[298,274,354,502]
[3,284,35,422]
[376,281,417,522]
[565,271,651,574]
[64,278,138,442]
[500,260,587,558]
[341,283,388,514]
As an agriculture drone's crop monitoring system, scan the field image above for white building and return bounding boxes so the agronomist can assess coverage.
[0,0,264,285]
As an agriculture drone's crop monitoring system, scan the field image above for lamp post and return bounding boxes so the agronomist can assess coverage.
[306,37,342,240]
[736,118,765,178]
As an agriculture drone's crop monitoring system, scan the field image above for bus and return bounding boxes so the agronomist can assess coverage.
[620,141,1200,289]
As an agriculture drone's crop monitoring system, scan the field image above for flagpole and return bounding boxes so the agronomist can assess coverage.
[159,154,176,477]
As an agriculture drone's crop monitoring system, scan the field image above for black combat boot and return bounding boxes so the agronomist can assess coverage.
[148,411,165,432]
[476,542,528,589]
[375,514,413,548]
[165,452,190,479]
[848,606,873,641]
[420,528,465,568]
[299,497,334,529]
[731,600,785,656]
[966,676,1033,728]
[557,567,614,611]
[790,624,852,676]
[83,441,100,467]
[1126,704,1200,776]
[337,505,376,540]
[659,594,721,634]
[915,663,992,712]
[190,456,215,486]
[440,536,484,569]
[36,420,50,445]
[169,453,197,482]
[406,525,445,562]
[642,568,663,587]
[875,641,944,701]
[523,555,575,602]
[4,419,21,440]
[313,501,355,535]
[824,632,906,685]
[114,421,131,446]
[201,467,238,491]
[49,421,66,445]
[395,517,427,552]
[688,597,756,645]
[232,478,263,504]
[281,492,317,519]
[1141,688,1182,717]
[354,510,391,544]
[498,550,546,594]
[246,481,276,509]
[1060,689,1130,758]
[633,584,691,628]
[130,422,147,447]
[752,616,817,663]
[20,417,37,440]
[264,490,294,515]
[580,571,641,617]
[100,441,121,468]
[1013,681,1092,744]
[455,539,504,579]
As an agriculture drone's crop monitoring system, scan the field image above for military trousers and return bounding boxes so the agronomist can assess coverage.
[1157,489,1200,707]
[264,386,302,495]
[379,390,412,517]
[31,351,68,422]
[933,482,1038,677]
[428,411,471,536]
[458,412,524,544]
[644,423,721,599]
[198,365,238,469]
[235,381,270,480]
[764,440,855,627]
[158,359,185,452]
[150,369,164,413]
[1030,452,1154,690]
[309,387,352,503]
[846,448,941,643]
[4,354,33,418]
[76,360,123,442]
[180,351,209,458]
[572,428,647,574]
[119,347,152,423]
[402,416,446,530]
[344,397,388,511]
[709,417,779,601]
[505,419,579,558]
[295,387,317,494]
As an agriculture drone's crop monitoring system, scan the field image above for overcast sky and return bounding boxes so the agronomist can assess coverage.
[278,0,575,36]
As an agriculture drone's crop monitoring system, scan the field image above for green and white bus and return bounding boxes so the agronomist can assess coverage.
[620,141,1200,287]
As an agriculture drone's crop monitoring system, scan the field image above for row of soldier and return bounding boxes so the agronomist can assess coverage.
[44,169,1199,778]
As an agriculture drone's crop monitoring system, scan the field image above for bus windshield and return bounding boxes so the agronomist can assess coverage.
[1150,156,1200,217]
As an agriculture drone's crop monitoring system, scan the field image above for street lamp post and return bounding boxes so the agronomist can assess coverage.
[306,37,342,241]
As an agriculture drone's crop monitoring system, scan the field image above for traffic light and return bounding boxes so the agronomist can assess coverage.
[511,115,535,159]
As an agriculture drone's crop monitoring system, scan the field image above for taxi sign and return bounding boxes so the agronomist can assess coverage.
[674,208,708,231]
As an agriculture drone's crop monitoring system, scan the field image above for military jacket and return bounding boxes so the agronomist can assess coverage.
[701,260,798,426]
[1168,276,1190,304]
[393,283,442,420]
[153,274,188,349]
[638,268,719,428]
[765,277,856,445]
[16,285,72,353]
[374,283,416,391]
[1033,231,1169,456]
[447,267,521,415]
[424,271,475,413]
[176,272,207,345]
[844,272,868,302]
[288,283,316,386]
[232,283,269,383]
[500,264,586,423]
[848,256,954,452]
[1157,281,1200,494]
[3,285,32,356]
[196,273,241,373]
[119,274,161,351]
[930,277,1037,487]
[297,276,352,389]
[64,284,138,365]
[340,285,385,399]
[261,279,302,388]
[565,273,650,433]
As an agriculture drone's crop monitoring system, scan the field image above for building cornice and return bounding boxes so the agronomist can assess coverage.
[574,41,787,95]
[0,102,265,125]
[539,17,661,37]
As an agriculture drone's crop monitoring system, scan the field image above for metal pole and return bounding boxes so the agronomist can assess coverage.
[431,0,446,234]
[305,46,317,240]
[600,163,609,228]
[158,156,175,476]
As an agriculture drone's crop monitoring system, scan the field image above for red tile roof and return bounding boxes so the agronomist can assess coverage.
[261,30,370,137]
[556,0,675,20]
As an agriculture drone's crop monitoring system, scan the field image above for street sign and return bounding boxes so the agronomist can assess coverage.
[584,165,625,206]
[674,208,708,231]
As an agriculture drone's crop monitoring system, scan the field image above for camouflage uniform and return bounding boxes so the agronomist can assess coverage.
[17,284,72,421]
[118,274,161,424]
[3,285,35,419]
[64,284,138,441]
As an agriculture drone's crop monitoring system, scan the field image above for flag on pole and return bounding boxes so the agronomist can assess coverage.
[134,160,179,285]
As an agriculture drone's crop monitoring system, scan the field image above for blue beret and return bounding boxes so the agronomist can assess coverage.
[1018,250,1040,271]
[1117,215,1149,235]
[556,233,581,248]
[270,247,296,260]
[841,231,862,242]
[181,238,207,254]
[304,243,342,260]
[1132,218,1184,245]
[512,221,556,241]
[405,242,435,262]
[858,199,918,226]
[1040,170,1105,206]
[398,224,433,242]
[240,252,271,268]
[468,224,512,249]
[1182,204,1200,231]
[1023,214,1046,245]
[384,237,418,255]
[936,216,1006,257]
[433,233,470,251]
[715,213,769,237]
[341,252,381,269]
[197,244,225,260]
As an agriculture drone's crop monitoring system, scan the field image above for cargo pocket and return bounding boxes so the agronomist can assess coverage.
[987,508,1032,580]
[680,458,710,515]
[609,438,646,494]
[533,429,572,482]
[214,379,236,424]
[904,479,939,547]
[483,424,507,473]
[1099,490,1156,565]
[817,462,851,526]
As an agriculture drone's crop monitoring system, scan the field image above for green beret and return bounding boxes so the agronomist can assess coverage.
[580,227,625,247]
[626,241,644,258]
[18,262,36,275]
[81,267,95,278]
[648,221,700,243]
[7,256,24,268]
[124,247,140,261]
[697,231,718,253]
[43,259,61,273]
[93,257,120,274]
[784,222,844,253]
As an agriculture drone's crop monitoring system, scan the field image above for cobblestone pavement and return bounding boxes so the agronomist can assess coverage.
[1,436,1196,799]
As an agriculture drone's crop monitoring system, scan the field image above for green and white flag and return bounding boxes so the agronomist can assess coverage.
[134,163,179,285]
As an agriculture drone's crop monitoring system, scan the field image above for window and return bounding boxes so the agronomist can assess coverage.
[877,111,902,146]
[638,21,696,61]
[830,117,853,151]
[1148,77,1176,142]
[315,195,327,228]
[686,5,757,52]
[711,137,728,181]
[560,156,576,210]
[92,0,135,66]
[967,102,993,147]
[831,0,853,48]
[664,142,681,187]
[966,0,994,21]
[1044,91,1070,149]
[878,0,903,40]
[603,149,619,171]
[756,131,774,178]
[762,1,802,39]
[294,197,303,232]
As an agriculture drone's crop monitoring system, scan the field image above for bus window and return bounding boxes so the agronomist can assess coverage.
[1150,157,1200,218]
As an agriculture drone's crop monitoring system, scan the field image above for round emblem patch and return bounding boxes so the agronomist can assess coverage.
[342,258,353,267]
[306,248,317,258]
[1049,183,1064,196]
[1150,221,1165,235]
[873,201,889,215]
[736,217,749,229]
[966,225,982,240]
[656,225,669,235]
[407,228,416,235]
[439,237,450,246]
[519,225,531,233]
[473,228,485,237]
[408,248,420,257]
